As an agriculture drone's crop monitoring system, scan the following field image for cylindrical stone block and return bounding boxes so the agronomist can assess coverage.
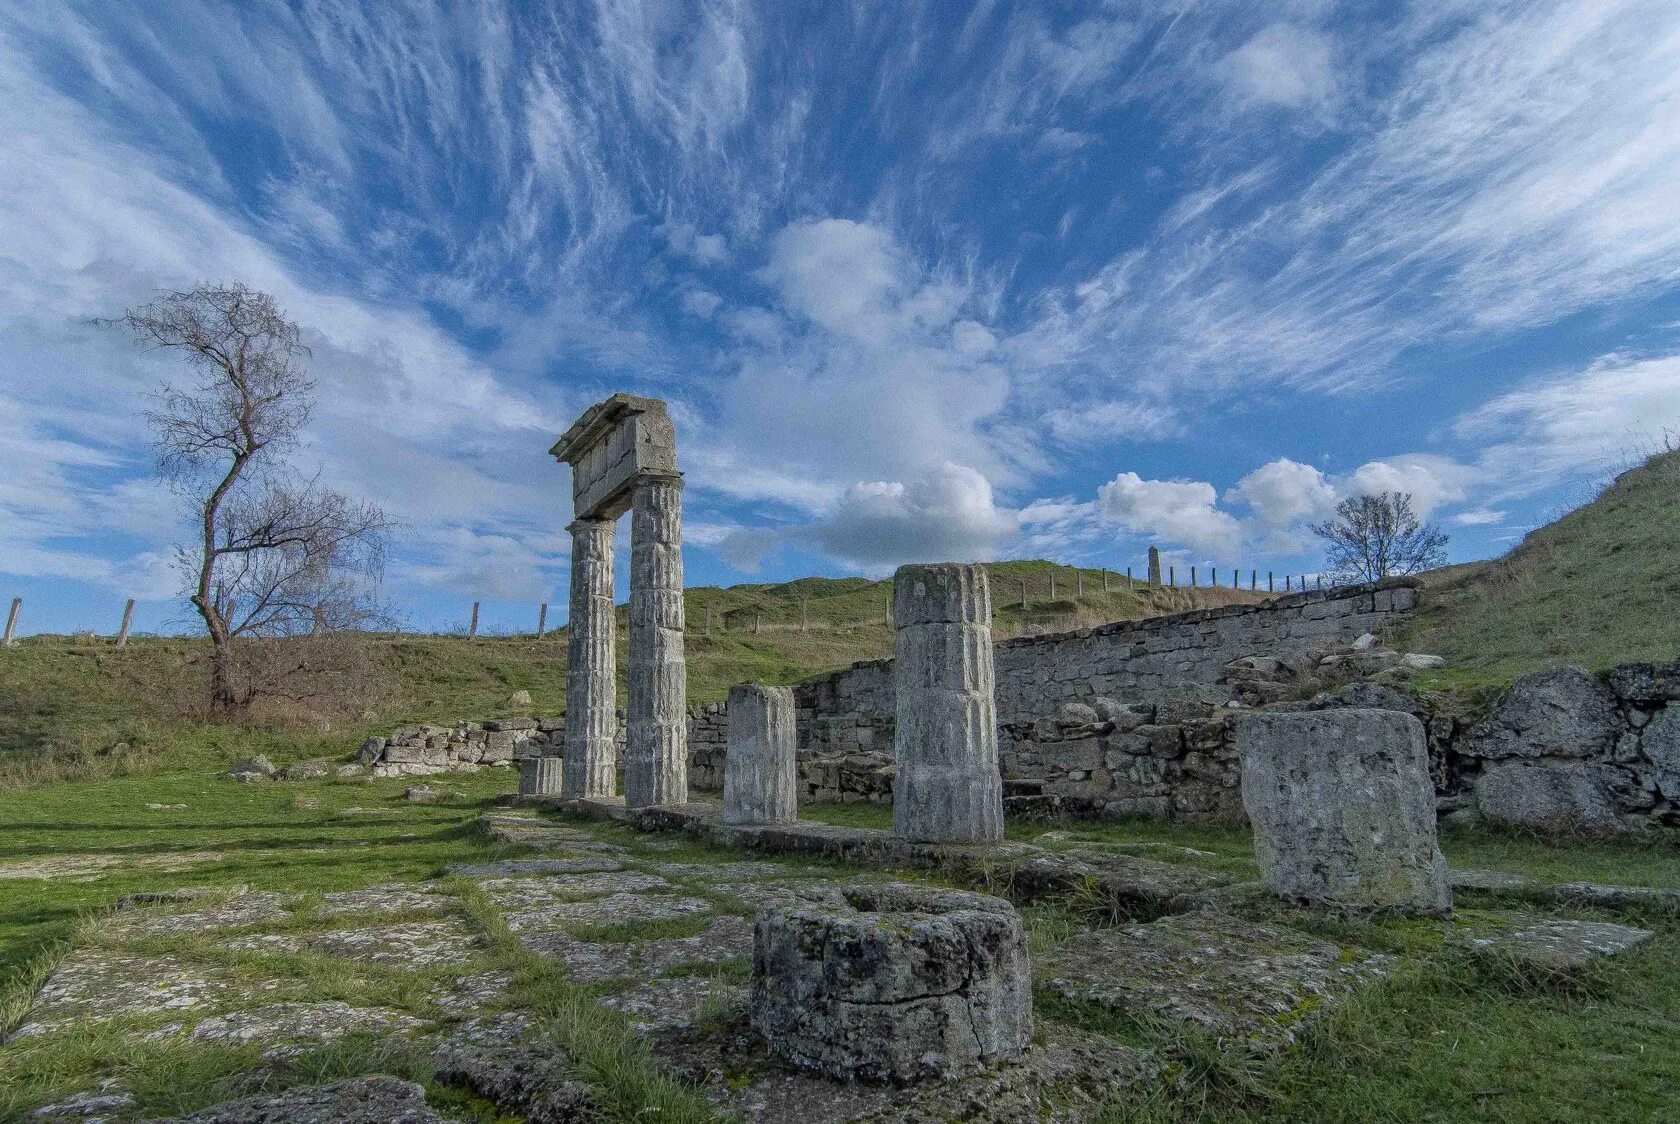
[891,563,1003,843]
[724,683,797,825]
[1237,709,1451,915]
[626,474,687,808]
[563,519,617,798]
[751,884,1032,1083]
[519,756,563,796]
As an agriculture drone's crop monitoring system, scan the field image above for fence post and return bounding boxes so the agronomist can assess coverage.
[1191,566,1197,587]
[884,596,891,627]
[1250,569,1257,591]
[3,597,19,647]
[1268,572,1274,592]
[1102,569,1110,592]
[116,599,135,648]
[1076,571,1084,596]
[537,602,548,639]
[801,598,809,632]
[1126,566,1132,586]
[1049,572,1056,599]
[469,602,480,639]
[1169,566,1175,587]
[1020,578,1028,610]
[754,613,762,634]
[1316,575,1323,591]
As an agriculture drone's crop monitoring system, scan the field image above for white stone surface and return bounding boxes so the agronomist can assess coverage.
[724,683,798,825]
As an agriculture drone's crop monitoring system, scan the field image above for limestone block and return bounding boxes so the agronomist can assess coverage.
[891,563,1004,844]
[750,883,1031,1082]
[1238,709,1450,915]
[1462,666,1622,759]
[1474,760,1634,833]
[724,684,797,826]
[1640,703,1680,801]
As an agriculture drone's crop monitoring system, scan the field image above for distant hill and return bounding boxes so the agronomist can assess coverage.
[0,561,1260,787]
[1404,447,1680,685]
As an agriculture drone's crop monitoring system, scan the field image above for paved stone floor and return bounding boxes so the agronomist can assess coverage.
[5,811,1661,1122]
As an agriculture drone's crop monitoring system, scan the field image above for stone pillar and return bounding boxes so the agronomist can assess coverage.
[1237,709,1451,915]
[520,756,563,796]
[724,683,797,825]
[625,474,687,807]
[563,519,617,798]
[891,563,1003,843]
[1147,546,1162,586]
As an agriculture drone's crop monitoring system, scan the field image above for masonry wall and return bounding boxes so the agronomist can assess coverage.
[363,579,1419,822]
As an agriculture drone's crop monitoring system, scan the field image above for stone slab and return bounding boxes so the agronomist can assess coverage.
[157,1076,449,1123]
[1039,912,1392,1053]
[1451,911,1654,974]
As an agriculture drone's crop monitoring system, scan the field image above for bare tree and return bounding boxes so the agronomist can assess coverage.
[1311,492,1448,585]
[108,283,391,714]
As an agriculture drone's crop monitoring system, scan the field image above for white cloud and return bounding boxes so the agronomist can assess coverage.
[1220,24,1338,113]
[1227,458,1338,526]
[806,463,1018,571]
[1345,455,1473,516]
[1452,508,1506,526]
[1044,400,1180,445]
[1457,350,1680,498]
[1096,472,1242,557]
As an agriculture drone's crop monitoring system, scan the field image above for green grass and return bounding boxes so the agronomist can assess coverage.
[1,561,1255,791]
[1404,447,1680,687]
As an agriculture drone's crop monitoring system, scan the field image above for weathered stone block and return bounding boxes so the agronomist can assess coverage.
[1474,760,1633,833]
[1462,666,1622,760]
[750,884,1031,1082]
[519,756,563,797]
[1238,709,1450,915]
[724,684,797,825]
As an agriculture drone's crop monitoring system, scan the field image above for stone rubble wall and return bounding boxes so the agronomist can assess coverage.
[362,580,1415,823]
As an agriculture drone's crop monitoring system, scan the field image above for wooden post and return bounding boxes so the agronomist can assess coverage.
[1049,572,1057,599]
[1169,566,1175,587]
[1251,569,1257,590]
[469,602,480,639]
[1191,566,1197,587]
[1126,566,1133,585]
[1268,572,1274,592]
[1076,571,1084,596]
[754,613,762,634]
[801,598,809,632]
[117,599,135,648]
[537,602,548,638]
[3,597,19,647]
[1102,569,1110,592]
[1021,578,1028,610]
[884,596,891,626]
[1286,575,1292,592]
[1317,575,1323,591]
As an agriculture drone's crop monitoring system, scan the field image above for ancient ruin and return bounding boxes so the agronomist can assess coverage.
[1238,709,1452,915]
[751,884,1032,1082]
[549,393,687,807]
[723,683,797,825]
[891,563,1006,843]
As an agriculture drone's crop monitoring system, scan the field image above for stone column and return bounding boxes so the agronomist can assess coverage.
[1147,546,1162,586]
[562,518,617,798]
[891,563,1003,843]
[520,756,563,796]
[724,683,797,825]
[625,474,687,807]
[1237,709,1451,915]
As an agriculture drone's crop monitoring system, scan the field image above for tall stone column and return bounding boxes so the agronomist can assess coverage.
[625,474,687,807]
[891,563,1004,843]
[563,518,617,798]
[724,683,797,825]
[1147,546,1162,586]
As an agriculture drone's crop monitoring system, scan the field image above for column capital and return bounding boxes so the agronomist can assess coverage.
[566,516,617,535]
[632,470,685,491]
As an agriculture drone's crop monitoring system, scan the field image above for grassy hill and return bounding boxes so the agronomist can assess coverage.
[0,561,1260,788]
[1404,447,1680,685]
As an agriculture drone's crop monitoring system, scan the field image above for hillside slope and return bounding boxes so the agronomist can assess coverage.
[1405,447,1680,683]
[0,561,1260,786]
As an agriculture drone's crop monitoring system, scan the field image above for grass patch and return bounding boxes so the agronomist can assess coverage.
[564,914,714,944]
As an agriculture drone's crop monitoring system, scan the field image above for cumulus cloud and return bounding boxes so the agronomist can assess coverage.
[806,462,1018,571]
[1226,458,1338,526]
[1096,472,1241,557]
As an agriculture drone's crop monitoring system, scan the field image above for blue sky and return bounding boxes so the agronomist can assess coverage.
[3,1,1680,636]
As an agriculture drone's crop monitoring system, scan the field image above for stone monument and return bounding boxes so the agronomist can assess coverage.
[723,683,797,825]
[751,884,1032,1082]
[1237,709,1451,915]
[550,393,687,807]
[1147,545,1162,586]
[891,563,1005,843]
